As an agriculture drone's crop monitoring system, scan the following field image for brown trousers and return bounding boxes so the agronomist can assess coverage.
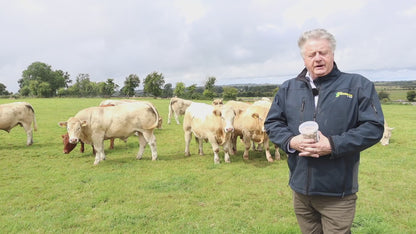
[293,191,357,234]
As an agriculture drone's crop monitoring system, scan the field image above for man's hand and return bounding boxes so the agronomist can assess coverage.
[290,131,332,158]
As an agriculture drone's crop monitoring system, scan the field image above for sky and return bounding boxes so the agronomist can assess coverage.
[1,0,416,93]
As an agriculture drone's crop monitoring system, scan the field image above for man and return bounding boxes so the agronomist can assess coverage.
[264,29,384,233]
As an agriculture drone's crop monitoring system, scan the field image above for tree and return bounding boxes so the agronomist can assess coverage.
[203,76,217,99]
[407,90,416,102]
[222,86,238,100]
[121,74,140,97]
[143,72,165,97]
[186,84,200,99]
[378,91,390,101]
[0,83,10,95]
[18,61,68,97]
[162,83,173,98]
[174,82,186,98]
[98,79,119,97]
[72,73,97,97]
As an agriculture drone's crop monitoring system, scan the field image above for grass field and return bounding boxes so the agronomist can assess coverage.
[0,98,415,233]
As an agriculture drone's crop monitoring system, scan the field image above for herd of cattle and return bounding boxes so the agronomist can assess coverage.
[0,98,393,165]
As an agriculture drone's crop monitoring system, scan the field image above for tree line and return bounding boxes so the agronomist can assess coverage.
[3,61,414,101]
[0,61,278,99]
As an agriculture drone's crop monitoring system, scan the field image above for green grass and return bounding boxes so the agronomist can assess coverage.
[0,98,415,233]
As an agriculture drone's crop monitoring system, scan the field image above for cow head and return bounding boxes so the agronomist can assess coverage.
[212,98,223,106]
[214,105,235,133]
[61,133,78,154]
[59,117,87,144]
[380,126,393,146]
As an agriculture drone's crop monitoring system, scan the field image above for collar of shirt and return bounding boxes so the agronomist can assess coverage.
[306,72,318,108]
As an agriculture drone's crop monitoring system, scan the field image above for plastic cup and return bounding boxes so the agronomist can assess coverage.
[299,121,319,142]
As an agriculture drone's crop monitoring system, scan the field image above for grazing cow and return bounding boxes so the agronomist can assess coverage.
[61,103,120,154]
[0,102,37,146]
[62,133,85,154]
[183,102,236,164]
[380,120,394,146]
[168,97,192,124]
[212,98,223,106]
[59,102,160,165]
[233,99,280,162]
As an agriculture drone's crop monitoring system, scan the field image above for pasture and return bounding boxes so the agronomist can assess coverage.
[0,98,415,233]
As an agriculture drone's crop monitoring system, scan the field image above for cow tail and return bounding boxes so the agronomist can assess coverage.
[148,103,161,129]
[26,104,38,131]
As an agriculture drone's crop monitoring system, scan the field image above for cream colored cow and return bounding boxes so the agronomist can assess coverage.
[168,97,193,124]
[59,102,160,165]
[233,99,280,162]
[183,102,236,164]
[0,102,37,146]
[380,120,393,146]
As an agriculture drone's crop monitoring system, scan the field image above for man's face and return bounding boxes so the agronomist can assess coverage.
[302,39,334,79]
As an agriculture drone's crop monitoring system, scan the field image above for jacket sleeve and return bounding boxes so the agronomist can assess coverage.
[265,87,296,154]
[329,80,385,158]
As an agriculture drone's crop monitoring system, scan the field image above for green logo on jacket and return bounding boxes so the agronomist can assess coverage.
[335,91,353,98]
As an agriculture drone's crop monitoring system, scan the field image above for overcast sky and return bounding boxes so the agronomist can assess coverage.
[1,0,416,93]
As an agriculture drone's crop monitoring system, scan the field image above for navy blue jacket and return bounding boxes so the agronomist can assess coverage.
[264,64,384,197]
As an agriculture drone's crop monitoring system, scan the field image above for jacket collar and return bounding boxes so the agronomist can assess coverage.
[296,62,341,84]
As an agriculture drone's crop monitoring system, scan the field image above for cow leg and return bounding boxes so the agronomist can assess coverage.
[256,142,264,151]
[141,131,157,161]
[168,110,172,124]
[174,112,180,125]
[80,141,85,153]
[208,137,221,164]
[22,123,33,146]
[274,144,281,161]
[223,141,232,163]
[109,138,115,149]
[92,141,105,165]
[197,138,204,155]
[184,130,192,156]
[136,132,146,160]
[242,136,251,160]
[263,138,273,162]
[229,134,237,155]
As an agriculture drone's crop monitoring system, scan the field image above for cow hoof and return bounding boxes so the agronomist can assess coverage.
[267,158,274,163]
[94,161,100,165]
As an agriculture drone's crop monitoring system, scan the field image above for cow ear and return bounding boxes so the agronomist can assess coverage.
[252,113,259,119]
[213,109,221,116]
[58,121,67,127]
[81,120,88,127]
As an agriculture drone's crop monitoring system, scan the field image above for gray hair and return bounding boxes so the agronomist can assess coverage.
[298,29,336,54]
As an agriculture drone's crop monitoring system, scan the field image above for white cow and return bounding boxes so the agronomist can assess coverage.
[168,97,192,124]
[183,102,236,164]
[0,102,37,146]
[380,120,394,146]
[59,102,159,165]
